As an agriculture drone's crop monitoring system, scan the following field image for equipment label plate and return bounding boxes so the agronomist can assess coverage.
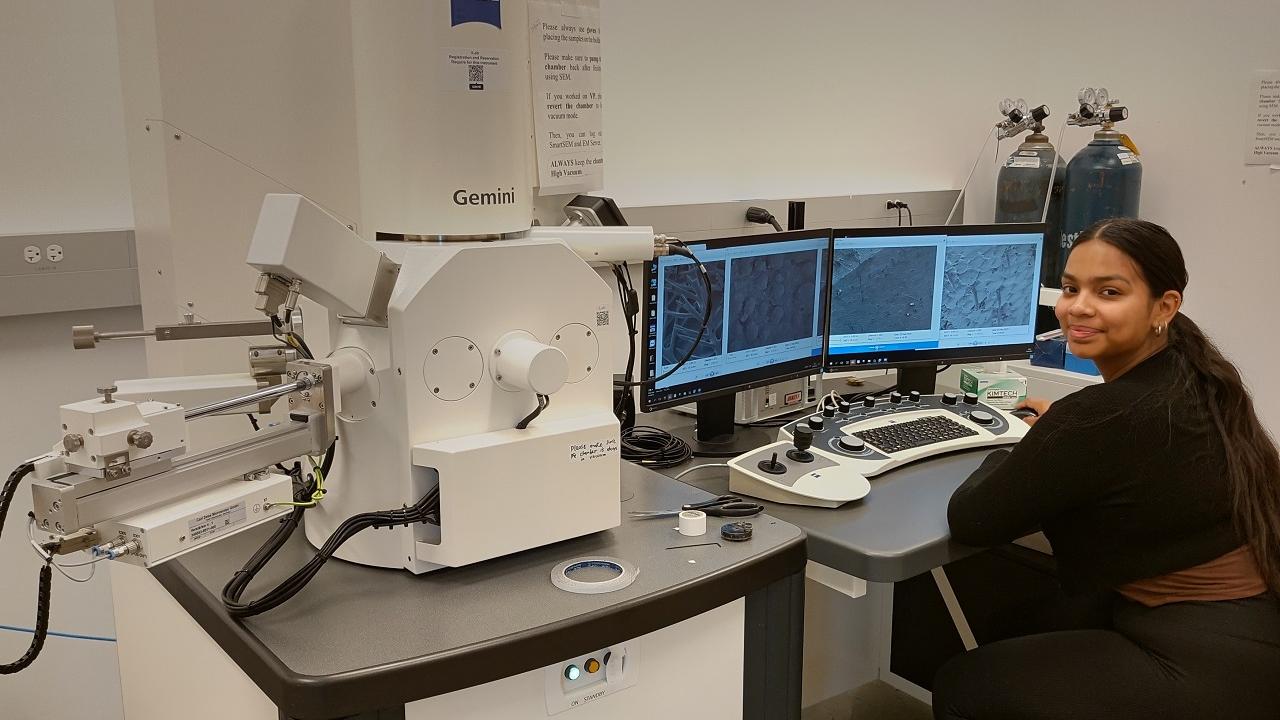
[1007,156,1041,168]
[188,501,247,542]
[1116,150,1140,165]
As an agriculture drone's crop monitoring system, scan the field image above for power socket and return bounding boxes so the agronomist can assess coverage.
[24,245,41,263]
[46,244,64,262]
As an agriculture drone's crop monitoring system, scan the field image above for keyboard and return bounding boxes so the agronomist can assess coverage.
[775,392,1029,478]
[852,415,979,454]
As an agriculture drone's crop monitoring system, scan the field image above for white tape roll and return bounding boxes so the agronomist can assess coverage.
[678,510,707,536]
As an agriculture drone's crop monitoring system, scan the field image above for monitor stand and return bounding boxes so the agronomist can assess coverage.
[895,365,939,395]
[668,393,776,458]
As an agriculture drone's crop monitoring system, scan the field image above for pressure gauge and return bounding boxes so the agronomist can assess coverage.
[998,97,1014,116]
[1095,87,1110,106]
[1078,87,1097,107]
[1015,97,1029,115]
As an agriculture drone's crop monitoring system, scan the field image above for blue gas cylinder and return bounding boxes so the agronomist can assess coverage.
[995,132,1066,287]
[1055,129,1142,281]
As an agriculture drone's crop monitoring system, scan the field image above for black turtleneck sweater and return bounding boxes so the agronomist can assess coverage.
[948,348,1242,595]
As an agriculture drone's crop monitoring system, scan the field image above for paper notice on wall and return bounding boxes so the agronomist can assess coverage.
[1245,69,1280,166]
[529,0,603,195]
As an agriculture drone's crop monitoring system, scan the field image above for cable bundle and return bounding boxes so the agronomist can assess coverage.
[620,425,692,469]
[222,480,439,618]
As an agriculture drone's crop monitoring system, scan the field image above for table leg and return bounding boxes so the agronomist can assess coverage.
[743,569,805,720]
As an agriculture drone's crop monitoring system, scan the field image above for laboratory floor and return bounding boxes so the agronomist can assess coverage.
[802,681,932,720]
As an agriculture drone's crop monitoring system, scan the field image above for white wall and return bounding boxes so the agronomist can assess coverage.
[0,0,134,234]
[600,0,1280,431]
[0,2,136,717]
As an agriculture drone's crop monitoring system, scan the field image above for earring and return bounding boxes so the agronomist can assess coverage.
[1155,323,1165,336]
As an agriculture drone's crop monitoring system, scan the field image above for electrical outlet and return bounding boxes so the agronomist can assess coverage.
[24,245,41,263]
[46,244,64,262]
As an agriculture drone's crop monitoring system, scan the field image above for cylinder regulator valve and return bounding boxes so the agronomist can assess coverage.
[997,97,1051,139]
[1069,87,1128,128]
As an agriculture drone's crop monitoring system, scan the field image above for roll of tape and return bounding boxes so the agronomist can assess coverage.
[551,556,639,594]
[678,510,707,536]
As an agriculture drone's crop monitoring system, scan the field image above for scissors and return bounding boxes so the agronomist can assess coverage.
[628,494,764,519]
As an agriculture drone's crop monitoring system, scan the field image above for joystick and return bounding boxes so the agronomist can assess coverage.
[757,451,787,475]
[787,425,816,462]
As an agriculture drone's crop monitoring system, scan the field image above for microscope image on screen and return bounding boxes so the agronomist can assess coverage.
[941,244,1038,330]
[829,246,937,335]
[662,260,726,365]
[727,251,821,352]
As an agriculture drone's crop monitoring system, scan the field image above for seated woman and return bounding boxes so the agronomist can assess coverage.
[934,219,1280,719]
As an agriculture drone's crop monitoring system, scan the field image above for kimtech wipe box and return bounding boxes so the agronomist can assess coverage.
[959,366,1028,409]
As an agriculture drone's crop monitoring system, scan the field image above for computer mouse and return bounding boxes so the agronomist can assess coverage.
[1009,407,1039,419]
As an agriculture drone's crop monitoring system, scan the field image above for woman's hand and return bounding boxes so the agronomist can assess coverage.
[1015,398,1054,426]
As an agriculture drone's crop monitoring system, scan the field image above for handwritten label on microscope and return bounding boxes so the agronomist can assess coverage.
[569,437,619,462]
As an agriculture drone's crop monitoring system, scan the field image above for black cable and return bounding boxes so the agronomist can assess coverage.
[611,263,639,424]
[905,205,914,226]
[516,394,550,429]
[222,483,440,618]
[2,462,53,675]
[620,425,692,469]
[614,244,712,388]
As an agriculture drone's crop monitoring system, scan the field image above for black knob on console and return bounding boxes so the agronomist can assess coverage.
[837,400,851,413]
[808,415,825,431]
[969,410,995,426]
[890,391,903,404]
[942,392,958,405]
[793,425,814,451]
[822,405,836,418]
[909,390,921,402]
[863,396,876,408]
[787,425,816,462]
[963,392,979,405]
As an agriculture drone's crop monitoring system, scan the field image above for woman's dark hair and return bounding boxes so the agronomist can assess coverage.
[1076,218,1280,595]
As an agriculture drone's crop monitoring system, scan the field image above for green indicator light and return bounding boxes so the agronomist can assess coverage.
[564,665,581,681]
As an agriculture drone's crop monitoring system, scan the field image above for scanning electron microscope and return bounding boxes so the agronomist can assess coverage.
[1,0,690,675]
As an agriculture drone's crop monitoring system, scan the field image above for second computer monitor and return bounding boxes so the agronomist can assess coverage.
[825,223,1045,372]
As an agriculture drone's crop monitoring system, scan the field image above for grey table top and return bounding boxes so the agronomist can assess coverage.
[642,409,995,583]
[152,462,804,719]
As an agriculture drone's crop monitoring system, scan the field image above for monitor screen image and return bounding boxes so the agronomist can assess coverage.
[824,223,1045,371]
[640,229,831,412]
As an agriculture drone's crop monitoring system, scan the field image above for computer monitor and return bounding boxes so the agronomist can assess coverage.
[824,223,1045,394]
[640,228,831,456]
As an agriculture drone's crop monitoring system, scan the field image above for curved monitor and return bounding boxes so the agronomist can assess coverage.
[640,229,832,412]
[824,223,1045,372]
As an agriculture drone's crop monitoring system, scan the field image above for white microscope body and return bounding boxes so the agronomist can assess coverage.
[26,193,661,573]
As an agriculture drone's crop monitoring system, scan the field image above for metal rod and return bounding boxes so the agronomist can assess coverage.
[185,379,310,420]
[96,329,154,341]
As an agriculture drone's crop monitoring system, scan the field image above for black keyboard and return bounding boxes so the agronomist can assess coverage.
[853,415,978,454]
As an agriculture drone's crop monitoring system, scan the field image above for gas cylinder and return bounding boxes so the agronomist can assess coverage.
[1056,129,1142,281]
[995,132,1066,286]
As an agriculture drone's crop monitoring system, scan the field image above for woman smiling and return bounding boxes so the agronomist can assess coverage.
[933,219,1280,719]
